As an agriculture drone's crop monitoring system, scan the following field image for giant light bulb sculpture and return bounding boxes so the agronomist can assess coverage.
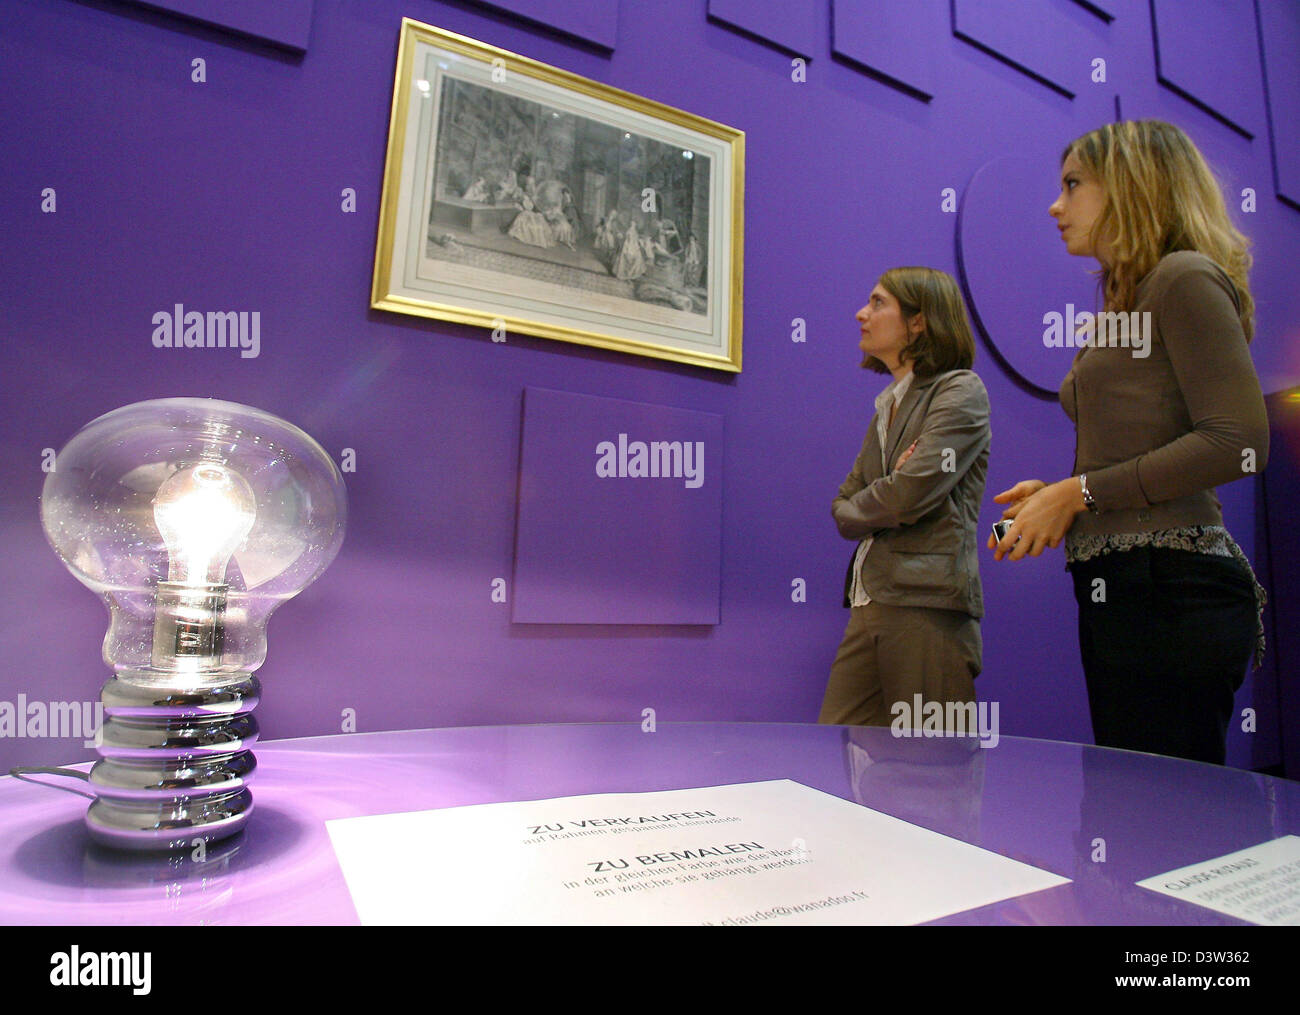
[41,399,346,850]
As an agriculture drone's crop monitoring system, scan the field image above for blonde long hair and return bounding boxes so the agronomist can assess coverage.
[1064,119,1255,342]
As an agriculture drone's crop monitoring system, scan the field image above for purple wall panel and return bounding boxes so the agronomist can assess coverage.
[831,0,943,101]
[2,0,1296,775]
[708,0,821,59]
[958,155,1102,395]
[122,0,314,52]
[1261,393,1300,777]
[1151,0,1265,138]
[512,388,723,624]
[462,0,619,50]
[953,0,1113,98]
[1258,0,1300,208]
[1071,0,1117,20]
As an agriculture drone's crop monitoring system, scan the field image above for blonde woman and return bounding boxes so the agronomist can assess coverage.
[990,119,1269,765]
[821,267,990,730]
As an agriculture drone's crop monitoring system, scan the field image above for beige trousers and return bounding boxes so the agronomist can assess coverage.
[818,602,982,728]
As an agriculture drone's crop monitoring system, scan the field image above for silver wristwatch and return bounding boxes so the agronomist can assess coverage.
[1079,474,1099,514]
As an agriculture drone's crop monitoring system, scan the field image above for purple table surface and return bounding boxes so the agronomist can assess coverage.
[1,723,1296,925]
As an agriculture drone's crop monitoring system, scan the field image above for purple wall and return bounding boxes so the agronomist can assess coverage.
[1260,390,1300,778]
[2,0,1297,773]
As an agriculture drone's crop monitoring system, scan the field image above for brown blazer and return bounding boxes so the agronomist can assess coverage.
[833,369,990,618]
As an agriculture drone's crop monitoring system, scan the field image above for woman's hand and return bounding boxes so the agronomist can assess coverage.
[894,441,917,470]
[987,478,1084,560]
[986,479,1045,556]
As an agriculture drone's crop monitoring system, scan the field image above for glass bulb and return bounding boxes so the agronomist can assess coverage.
[41,398,347,688]
[153,463,257,587]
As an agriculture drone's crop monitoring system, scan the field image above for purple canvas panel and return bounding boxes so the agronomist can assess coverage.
[512,388,723,624]
[831,0,943,100]
[123,0,314,52]
[1151,0,1265,138]
[1258,0,1300,207]
[952,0,1112,98]
[707,0,820,59]
[462,0,619,49]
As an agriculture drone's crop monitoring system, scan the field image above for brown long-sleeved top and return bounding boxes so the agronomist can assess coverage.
[1059,249,1269,536]
[1059,249,1269,666]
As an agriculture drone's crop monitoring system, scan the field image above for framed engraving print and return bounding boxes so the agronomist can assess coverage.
[372,18,745,372]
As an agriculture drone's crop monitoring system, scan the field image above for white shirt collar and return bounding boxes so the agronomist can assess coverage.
[875,368,914,413]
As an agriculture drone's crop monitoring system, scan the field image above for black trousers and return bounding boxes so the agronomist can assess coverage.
[1069,546,1256,766]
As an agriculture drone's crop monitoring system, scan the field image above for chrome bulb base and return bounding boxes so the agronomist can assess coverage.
[84,674,261,851]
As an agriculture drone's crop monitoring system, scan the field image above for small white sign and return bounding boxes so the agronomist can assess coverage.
[1137,835,1300,925]
[325,779,1070,925]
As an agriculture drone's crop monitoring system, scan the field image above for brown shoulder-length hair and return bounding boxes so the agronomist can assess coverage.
[1063,119,1255,342]
[862,266,976,377]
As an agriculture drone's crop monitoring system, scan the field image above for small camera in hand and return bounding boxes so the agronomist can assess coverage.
[992,519,1014,543]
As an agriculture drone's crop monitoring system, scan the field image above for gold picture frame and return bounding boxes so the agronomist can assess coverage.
[371,18,745,372]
